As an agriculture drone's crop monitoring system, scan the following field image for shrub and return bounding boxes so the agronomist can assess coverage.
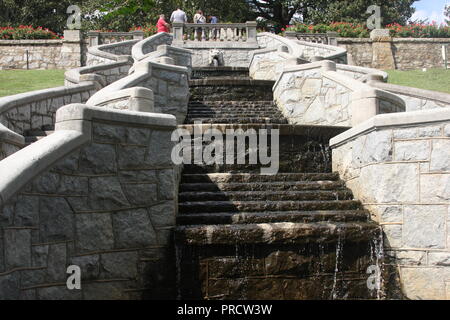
[130,25,157,38]
[0,25,60,40]
[286,22,450,38]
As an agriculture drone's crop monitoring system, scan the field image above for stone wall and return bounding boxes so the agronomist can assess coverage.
[0,104,178,300]
[273,61,405,127]
[86,40,138,66]
[338,37,450,70]
[331,108,450,299]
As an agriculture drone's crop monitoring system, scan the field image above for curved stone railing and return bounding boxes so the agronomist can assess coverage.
[294,40,347,63]
[368,80,450,112]
[87,39,138,66]
[0,103,178,300]
[336,64,388,82]
[330,107,450,300]
[0,37,139,160]
[273,60,405,127]
[132,32,174,62]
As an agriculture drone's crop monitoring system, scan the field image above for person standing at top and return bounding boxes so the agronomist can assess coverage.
[193,10,206,41]
[208,15,219,40]
[156,14,170,33]
[170,7,188,23]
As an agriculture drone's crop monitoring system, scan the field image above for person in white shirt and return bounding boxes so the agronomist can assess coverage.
[170,7,188,23]
[193,10,206,41]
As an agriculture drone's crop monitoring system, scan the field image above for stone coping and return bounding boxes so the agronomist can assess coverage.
[330,108,450,148]
[0,82,96,115]
[88,39,138,62]
[56,103,177,130]
[65,60,131,85]
[336,63,388,82]
[0,103,177,207]
[189,78,275,87]
[178,123,349,137]
[0,123,25,146]
[272,60,334,89]
[178,42,259,49]
[193,67,249,72]
[0,130,88,208]
[337,37,450,43]
[257,32,303,58]
[132,32,173,61]
[0,40,63,45]
[89,87,155,113]
[369,81,450,105]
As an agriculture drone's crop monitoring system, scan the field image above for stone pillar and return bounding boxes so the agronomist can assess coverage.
[87,31,100,47]
[60,30,82,68]
[326,32,339,46]
[172,23,184,44]
[370,29,396,70]
[132,30,145,40]
[246,21,258,43]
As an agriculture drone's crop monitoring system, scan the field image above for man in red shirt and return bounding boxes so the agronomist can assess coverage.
[157,14,170,33]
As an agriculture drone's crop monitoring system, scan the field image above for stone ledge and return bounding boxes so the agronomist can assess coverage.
[0,123,25,146]
[330,108,450,148]
[0,40,63,45]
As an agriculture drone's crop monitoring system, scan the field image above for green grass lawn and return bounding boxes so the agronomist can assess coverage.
[0,69,65,98]
[386,68,450,94]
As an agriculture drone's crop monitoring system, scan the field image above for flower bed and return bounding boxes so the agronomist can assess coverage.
[285,22,450,38]
[130,25,157,38]
[0,25,61,40]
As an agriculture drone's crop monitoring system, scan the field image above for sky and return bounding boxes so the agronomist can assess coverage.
[411,0,449,24]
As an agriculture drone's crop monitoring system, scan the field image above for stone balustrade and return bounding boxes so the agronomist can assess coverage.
[285,31,339,46]
[173,22,257,44]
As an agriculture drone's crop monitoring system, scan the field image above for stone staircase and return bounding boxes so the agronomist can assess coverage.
[175,68,383,300]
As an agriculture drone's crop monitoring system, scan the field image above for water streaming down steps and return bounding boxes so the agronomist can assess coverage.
[175,67,385,300]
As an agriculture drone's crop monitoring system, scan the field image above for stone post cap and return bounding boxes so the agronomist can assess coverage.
[172,22,184,27]
[370,29,392,41]
[63,29,82,42]
[326,31,339,37]
[246,21,258,27]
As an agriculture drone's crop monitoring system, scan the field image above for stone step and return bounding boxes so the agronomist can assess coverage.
[179,200,362,214]
[191,67,249,79]
[181,172,340,184]
[187,110,282,115]
[180,181,346,192]
[175,221,380,245]
[177,210,370,225]
[179,190,354,202]
[182,162,331,174]
[184,117,288,124]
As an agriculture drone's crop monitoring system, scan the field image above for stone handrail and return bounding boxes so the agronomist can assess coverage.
[132,32,174,62]
[0,103,178,299]
[285,31,339,46]
[87,39,138,66]
[87,30,145,47]
[293,40,347,63]
[173,21,257,44]
[368,80,450,112]
[336,64,388,82]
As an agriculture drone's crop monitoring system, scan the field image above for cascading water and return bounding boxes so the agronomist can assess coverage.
[174,67,385,300]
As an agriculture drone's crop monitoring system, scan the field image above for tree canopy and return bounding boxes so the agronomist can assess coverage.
[0,0,420,33]
[446,5,450,26]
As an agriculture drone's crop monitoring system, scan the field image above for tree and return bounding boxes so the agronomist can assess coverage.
[0,0,79,33]
[246,0,418,32]
[445,5,450,26]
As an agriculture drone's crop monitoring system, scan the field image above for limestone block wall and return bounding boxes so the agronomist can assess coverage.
[338,38,450,70]
[0,104,178,300]
[273,61,405,127]
[331,109,450,299]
